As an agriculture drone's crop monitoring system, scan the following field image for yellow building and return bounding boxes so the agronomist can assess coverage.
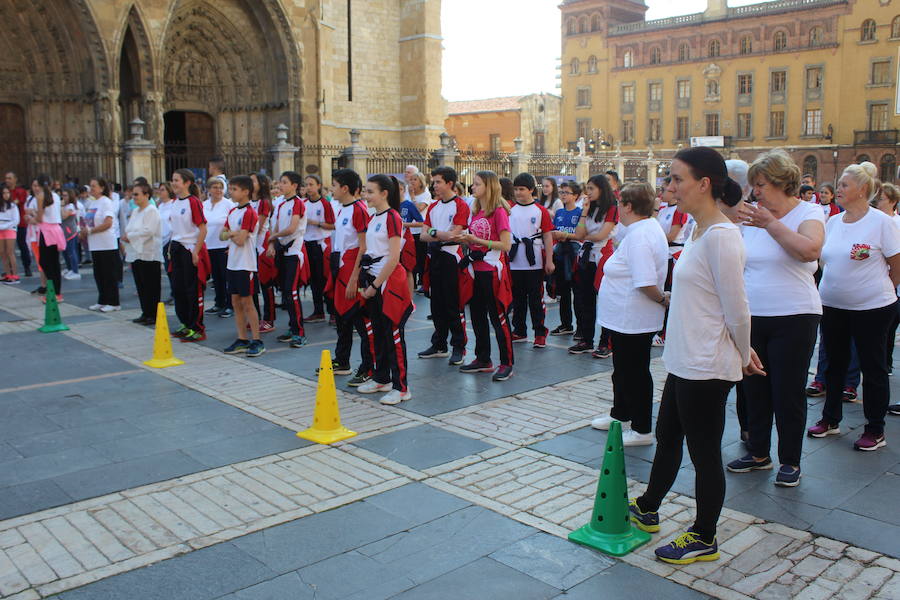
[445,93,563,155]
[560,0,900,183]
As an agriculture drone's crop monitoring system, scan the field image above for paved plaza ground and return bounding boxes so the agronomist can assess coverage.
[0,267,899,599]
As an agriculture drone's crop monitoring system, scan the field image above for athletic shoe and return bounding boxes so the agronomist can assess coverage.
[629,499,660,533]
[165,297,174,305]
[511,333,528,343]
[622,430,654,446]
[533,335,547,349]
[842,386,857,402]
[573,333,584,342]
[246,340,266,358]
[259,320,275,333]
[328,316,337,327]
[218,308,234,318]
[289,335,308,348]
[774,465,801,487]
[332,362,353,376]
[492,365,513,381]
[348,368,372,387]
[459,359,494,373]
[418,345,449,359]
[100,305,121,312]
[205,305,223,314]
[357,380,392,394]
[31,286,46,295]
[807,420,840,438]
[568,341,592,354]
[306,313,326,323]
[3,276,20,285]
[63,271,81,280]
[449,347,466,366]
[889,404,900,415]
[224,339,251,354]
[854,431,887,451]
[655,529,719,565]
[805,381,825,397]
[132,316,149,324]
[380,389,409,405]
[180,329,206,342]
[726,454,773,473]
[172,325,189,338]
[592,345,612,359]
[591,415,625,431]
[651,334,665,347]
[277,332,293,343]
[550,325,574,336]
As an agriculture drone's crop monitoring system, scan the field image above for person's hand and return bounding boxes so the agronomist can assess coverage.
[660,291,671,307]
[743,348,767,376]
[738,202,775,229]
[544,261,555,275]
[361,285,376,299]
[191,251,199,266]
[552,230,568,241]
[266,245,275,258]
[121,235,129,243]
[345,276,358,300]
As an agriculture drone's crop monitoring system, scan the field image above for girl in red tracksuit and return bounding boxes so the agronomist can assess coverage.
[169,169,209,342]
[356,174,413,405]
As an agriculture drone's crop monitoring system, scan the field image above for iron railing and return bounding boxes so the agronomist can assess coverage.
[16,138,121,185]
[456,151,512,183]
[854,130,899,146]
[528,154,577,179]
[367,147,436,176]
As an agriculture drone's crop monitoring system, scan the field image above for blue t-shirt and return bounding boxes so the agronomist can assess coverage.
[399,200,423,224]
[554,206,581,235]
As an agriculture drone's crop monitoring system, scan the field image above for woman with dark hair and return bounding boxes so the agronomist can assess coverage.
[156,182,176,304]
[499,177,514,204]
[81,177,120,311]
[169,169,209,342]
[538,177,563,218]
[818,183,840,219]
[303,174,336,322]
[629,146,763,565]
[250,172,276,333]
[28,175,66,301]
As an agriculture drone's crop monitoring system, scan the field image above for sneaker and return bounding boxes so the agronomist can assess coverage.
[459,359,494,373]
[854,431,887,451]
[511,333,528,343]
[132,316,149,324]
[100,305,121,312]
[449,347,466,366]
[218,308,234,318]
[533,335,547,349]
[622,429,654,446]
[592,345,612,359]
[224,339,251,354]
[726,454,773,473]
[289,335,308,348]
[805,381,825,397]
[418,345,449,359]
[807,420,840,438]
[380,389,408,405]
[629,499,660,533]
[591,415,626,431]
[63,271,81,280]
[651,334,665,347]
[3,276,20,285]
[165,297,174,305]
[348,368,372,387]
[889,404,900,416]
[568,341,592,354]
[180,329,206,342]
[246,340,266,357]
[655,529,719,565]
[493,365,513,381]
[842,386,857,402]
[205,305,223,314]
[306,313,326,323]
[573,333,584,342]
[357,380,392,394]
[332,362,353,376]
[328,316,337,327]
[550,325,574,336]
[774,465,801,487]
[259,320,275,333]
[31,286,46,295]
[277,332,293,343]
[172,325,189,338]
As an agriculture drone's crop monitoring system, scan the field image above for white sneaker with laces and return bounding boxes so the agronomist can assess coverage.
[357,380,391,394]
[64,272,81,280]
[622,429,654,446]
[652,334,664,347]
[380,389,409,405]
[591,415,627,431]
[100,305,121,313]
[88,303,103,311]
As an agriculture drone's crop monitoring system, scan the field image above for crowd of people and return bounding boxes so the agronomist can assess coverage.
[3,146,900,565]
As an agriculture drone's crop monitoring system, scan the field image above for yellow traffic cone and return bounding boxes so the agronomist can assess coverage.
[297,350,357,444]
[143,302,185,369]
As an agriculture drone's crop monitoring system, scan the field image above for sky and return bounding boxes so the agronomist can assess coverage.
[441,0,764,102]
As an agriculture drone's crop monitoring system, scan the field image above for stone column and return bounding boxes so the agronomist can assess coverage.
[341,129,370,180]
[431,132,458,173]
[509,138,531,177]
[122,119,155,184]
[575,155,591,182]
[645,160,659,185]
[269,124,298,178]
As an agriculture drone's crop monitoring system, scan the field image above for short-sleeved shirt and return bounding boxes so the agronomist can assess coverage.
[10,187,27,223]
[583,204,618,263]
[170,195,206,250]
[508,202,554,270]
[273,196,306,257]
[203,198,235,250]
[399,200,424,235]
[469,208,510,272]
[365,208,403,278]
[334,200,369,254]
[424,195,470,256]
[553,206,582,236]
[225,203,259,271]
[304,197,335,242]
[85,195,118,251]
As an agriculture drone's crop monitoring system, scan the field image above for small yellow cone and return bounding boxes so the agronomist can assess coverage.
[297,350,357,444]
[143,302,185,369]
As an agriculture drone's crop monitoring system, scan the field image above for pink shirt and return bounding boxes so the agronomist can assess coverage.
[470,208,510,272]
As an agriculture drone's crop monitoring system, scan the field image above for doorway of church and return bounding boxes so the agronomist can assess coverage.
[163,111,215,180]
[0,104,27,182]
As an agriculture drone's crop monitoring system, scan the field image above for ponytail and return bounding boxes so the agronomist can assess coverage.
[674,147,742,207]
[174,168,199,197]
[368,173,401,211]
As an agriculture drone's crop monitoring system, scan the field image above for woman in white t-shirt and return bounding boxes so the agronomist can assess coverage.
[28,176,66,300]
[809,162,900,451]
[630,147,763,566]
[726,150,825,487]
[591,183,669,447]
[203,178,235,316]
[80,178,121,311]
[122,183,162,324]
[156,182,176,303]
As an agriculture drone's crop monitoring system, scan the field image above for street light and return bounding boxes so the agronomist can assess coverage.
[833,150,839,186]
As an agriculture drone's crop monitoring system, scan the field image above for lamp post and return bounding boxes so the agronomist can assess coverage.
[833,150,839,186]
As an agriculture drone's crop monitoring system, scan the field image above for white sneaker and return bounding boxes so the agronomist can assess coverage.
[357,380,392,394]
[622,429,654,447]
[88,303,103,311]
[591,415,628,430]
[62,269,69,276]
[100,305,121,313]
[380,389,410,405]
[64,272,81,280]
[652,334,665,347]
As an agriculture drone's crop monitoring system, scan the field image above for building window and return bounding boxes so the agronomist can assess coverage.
[809,27,824,46]
[576,87,592,107]
[622,119,635,143]
[579,16,589,34]
[622,84,635,104]
[869,103,890,130]
[678,43,690,62]
[677,80,691,99]
[708,39,720,58]
[771,70,786,93]
[576,118,591,140]
[623,50,633,68]
[738,74,753,95]
[534,133,545,154]
[737,113,752,138]
[591,14,602,32]
[805,109,822,135]
[893,16,900,39]
[857,154,871,164]
[566,18,576,36]
[706,79,720,98]
[803,155,818,180]
[806,67,823,89]
[648,118,661,142]
[705,113,720,136]
[872,60,891,85]
[650,47,661,65]
[676,116,690,140]
[861,19,877,42]
[570,58,580,75]
[881,154,896,183]
[489,134,501,153]
[649,82,662,102]
[740,35,753,55]
[773,31,788,52]
[587,55,598,73]
[769,111,785,137]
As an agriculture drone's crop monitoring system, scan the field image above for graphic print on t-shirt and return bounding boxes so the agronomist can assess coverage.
[850,243,872,260]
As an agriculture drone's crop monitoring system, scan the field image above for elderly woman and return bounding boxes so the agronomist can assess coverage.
[590,183,669,446]
[122,182,162,324]
[727,150,825,487]
[808,162,900,451]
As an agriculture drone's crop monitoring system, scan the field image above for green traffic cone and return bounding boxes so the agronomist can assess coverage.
[38,280,69,333]
[568,420,650,556]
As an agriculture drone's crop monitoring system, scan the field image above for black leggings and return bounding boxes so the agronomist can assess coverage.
[132,259,161,319]
[335,305,374,371]
[742,314,819,466]
[91,249,120,306]
[637,374,734,542]
[38,234,61,294]
[511,269,547,337]
[609,330,655,434]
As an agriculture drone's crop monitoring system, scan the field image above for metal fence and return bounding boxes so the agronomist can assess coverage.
[456,151,511,184]
[367,147,436,176]
[15,138,120,185]
[295,145,346,177]
[528,154,577,179]
[220,143,271,177]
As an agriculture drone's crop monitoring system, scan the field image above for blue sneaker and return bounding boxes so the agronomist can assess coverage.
[629,499,660,533]
[246,340,266,358]
[223,339,251,354]
[289,335,308,348]
[655,529,719,565]
[774,465,801,487]
[726,454,773,473]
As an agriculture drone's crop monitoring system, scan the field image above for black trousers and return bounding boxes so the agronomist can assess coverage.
[742,314,819,466]
[822,304,894,435]
[16,226,30,272]
[282,254,305,336]
[429,251,466,351]
[414,234,426,286]
[887,299,899,369]
[609,330,655,434]
[335,304,374,371]
[470,270,513,366]
[91,249,120,307]
[305,241,326,315]
[38,234,61,295]
[367,292,410,392]
[170,242,203,332]
[553,256,574,329]
[575,261,597,344]
[511,269,547,337]
[207,248,231,309]
[132,259,161,320]
[637,374,733,542]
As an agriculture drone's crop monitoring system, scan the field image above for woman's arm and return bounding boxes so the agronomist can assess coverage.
[666,223,683,243]
[370,236,401,291]
[741,204,824,262]
[347,231,365,299]
[708,229,752,368]
[888,253,900,288]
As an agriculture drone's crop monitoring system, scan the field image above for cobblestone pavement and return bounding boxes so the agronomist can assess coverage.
[1,279,899,600]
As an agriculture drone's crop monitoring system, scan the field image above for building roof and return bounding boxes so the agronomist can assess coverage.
[447,96,523,115]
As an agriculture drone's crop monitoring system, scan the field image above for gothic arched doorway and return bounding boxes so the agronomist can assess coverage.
[0,104,26,180]
[164,111,215,178]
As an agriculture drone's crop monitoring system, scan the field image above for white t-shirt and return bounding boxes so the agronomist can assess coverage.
[169,196,206,251]
[365,208,403,279]
[819,208,900,311]
[304,197,335,242]
[583,205,617,263]
[85,196,118,252]
[742,201,824,317]
[508,202,554,270]
[225,203,259,272]
[333,200,369,254]
[424,196,470,257]
[43,194,62,224]
[203,198,235,250]
[597,217,669,334]
[157,200,174,246]
[273,196,306,258]
[0,205,19,230]
[663,223,751,382]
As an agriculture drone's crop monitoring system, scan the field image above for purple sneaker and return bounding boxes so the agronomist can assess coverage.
[854,432,886,452]
[807,420,840,438]
[655,529,719,565]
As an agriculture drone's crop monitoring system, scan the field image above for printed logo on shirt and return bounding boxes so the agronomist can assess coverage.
[342,218,349,226]
[180,208,186,215]
[375,223,382,232]
[571,216,578,225]
[850,243,872,261]
[530,216,537,224]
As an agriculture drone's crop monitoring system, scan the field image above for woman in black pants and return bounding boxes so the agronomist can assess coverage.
[122,183,161,324]
[81,178,120,311]
[629,147,763,565]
